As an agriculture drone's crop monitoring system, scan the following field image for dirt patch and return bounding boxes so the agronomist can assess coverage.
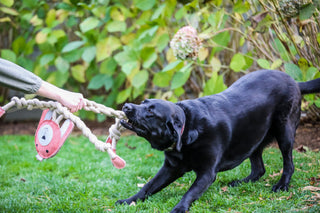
[0,120,319,151]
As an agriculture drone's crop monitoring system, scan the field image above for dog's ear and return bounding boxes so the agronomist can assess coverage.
[166,118,183,152]
[166,107,185,152]
[185,129,198,145]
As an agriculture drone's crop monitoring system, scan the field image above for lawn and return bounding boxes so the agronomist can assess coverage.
[0,134,319,212]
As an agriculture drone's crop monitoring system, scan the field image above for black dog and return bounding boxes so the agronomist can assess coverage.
[117,70,320,213]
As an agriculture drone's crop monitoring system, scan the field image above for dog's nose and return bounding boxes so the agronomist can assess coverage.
[122,103,134,113]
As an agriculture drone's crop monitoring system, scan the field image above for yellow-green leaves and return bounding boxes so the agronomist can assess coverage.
[134,0,156,11]
[0,0,14,7]
[71,64,87,83]
[96,37,121,62]
[80,17,100,33]
[230,53,246,72]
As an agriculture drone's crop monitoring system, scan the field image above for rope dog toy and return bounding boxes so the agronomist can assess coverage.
[0,97,127,169]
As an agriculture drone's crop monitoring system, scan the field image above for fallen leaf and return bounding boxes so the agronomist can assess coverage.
[295,145,307,153]
[302,186,320,191]
[129,201,136,206]
[137,183,145,188]
[286,192,293,200]
[221,186,228,192]
[146,153,154,158]
[269,169,283,178]
[125,142,136,150]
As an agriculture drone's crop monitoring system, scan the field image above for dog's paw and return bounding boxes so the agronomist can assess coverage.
[272,183,289,192]
[228,180,242,187]
[171,206,189,213]
[115,199,134,205]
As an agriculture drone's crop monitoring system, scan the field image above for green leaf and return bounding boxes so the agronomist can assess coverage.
[203,71,227,96]
[116,88,132,104]
[107,21,126,32]
[40,53,55,66]
[71,64,86,83]
[55,56,69,73]
[1,49,16,62]
[151,4,165,20]
[299,3,315,21]
[157,33,170,52]
[121,61,139,76]
[100,57,117,75]
[138,26,159,41]
[134,0,155,11]
[47,71,69,88]
[0,0,14,7]
[230,53,246,72]
[305,67,318,81]
[257,59,270,69]
[271,59,283,70]
[210,57,221,72]
[315,99,320,108]
[212,31,230,54]
[161,60,183,72]
[153,69,175,87]
[171,63,192,90]
[46,9,56,28]
[82,46,96,63]
[233,0,250,13]
[62,41,85,53]
[132,70,149,88]
[63,48,84,63]
[96,36,121,62]
[141,47,157,68]
[80,17,100,33]
[114,48,139,65]
[284,63,303,81]
[273,38,290,62]
[0,6,18,16]
[88,74,113,90]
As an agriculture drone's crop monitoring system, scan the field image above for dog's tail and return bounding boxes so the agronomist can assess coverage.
[298,78,320,95]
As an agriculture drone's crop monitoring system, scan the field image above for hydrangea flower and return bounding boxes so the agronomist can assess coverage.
[279,0,313,18]
[170,26,202,61]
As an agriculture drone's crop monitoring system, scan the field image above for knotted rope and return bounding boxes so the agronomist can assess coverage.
[0,97,127,168]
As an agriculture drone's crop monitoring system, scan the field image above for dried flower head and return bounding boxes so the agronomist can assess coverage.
[170,26,202,61]
[279,0,313,18]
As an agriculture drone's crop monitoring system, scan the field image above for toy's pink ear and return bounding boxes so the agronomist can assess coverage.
[112,156,126,169]
[106,136,126,169]
[0,107,5,118]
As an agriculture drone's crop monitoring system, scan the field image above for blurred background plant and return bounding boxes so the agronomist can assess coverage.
[0,0,319,122]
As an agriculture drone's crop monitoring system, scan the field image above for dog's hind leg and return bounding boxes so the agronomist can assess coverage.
[229,147,265,187]
[272,122,296,192]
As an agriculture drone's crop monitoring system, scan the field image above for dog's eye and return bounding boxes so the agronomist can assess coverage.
[146,105,155,116]
[147,108,153,114]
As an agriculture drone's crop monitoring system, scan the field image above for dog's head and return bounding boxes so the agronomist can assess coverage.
[120,99,185,151]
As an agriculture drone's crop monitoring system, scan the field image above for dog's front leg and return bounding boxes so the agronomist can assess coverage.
[171,170,217,213]
[116,163,185,205]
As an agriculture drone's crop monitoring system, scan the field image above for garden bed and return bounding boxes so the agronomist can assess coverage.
[0,120,319,150]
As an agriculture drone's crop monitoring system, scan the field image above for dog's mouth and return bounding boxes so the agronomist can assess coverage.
[120,119,147,136]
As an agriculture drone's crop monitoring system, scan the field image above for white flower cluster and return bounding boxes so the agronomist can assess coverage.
[170,26,202,61]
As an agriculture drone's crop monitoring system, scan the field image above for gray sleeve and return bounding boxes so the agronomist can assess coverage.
[0,58,42,94]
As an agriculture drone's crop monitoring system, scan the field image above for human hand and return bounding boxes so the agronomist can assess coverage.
[56,90,85,113]
[36,81,85,113]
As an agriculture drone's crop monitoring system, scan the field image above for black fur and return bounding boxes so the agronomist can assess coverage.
[117,70,320,213]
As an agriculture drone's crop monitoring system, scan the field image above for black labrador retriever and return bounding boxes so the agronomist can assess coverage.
[117,70,320,213]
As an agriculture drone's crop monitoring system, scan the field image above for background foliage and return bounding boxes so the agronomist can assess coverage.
[0,0,320,121]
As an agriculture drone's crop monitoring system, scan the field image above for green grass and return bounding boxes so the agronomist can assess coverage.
[0,135,319,212]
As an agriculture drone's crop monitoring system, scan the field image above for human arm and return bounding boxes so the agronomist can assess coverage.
[0,58,84,112]
[36,81,85,113]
